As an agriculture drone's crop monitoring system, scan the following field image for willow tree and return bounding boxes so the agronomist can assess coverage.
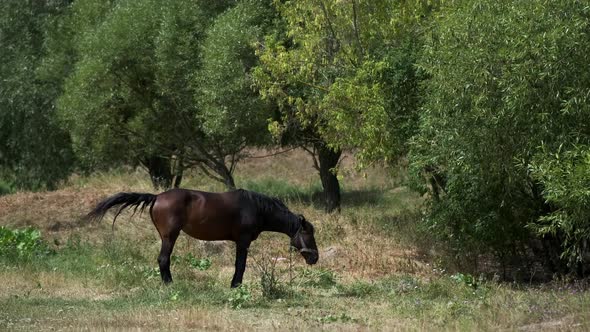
[192,0,275,188]
[0,0,74,190]
[254,0,431,211]
[411,0,590,274]
[55,0,268,189]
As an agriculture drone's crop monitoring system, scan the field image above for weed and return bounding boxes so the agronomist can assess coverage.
[228,284,251,309]
[0,226,53,261]
[141,266,160,280]
[450,273,478,289]
[251,250,290,299]
[299,268,337,288]
[169,289,180,302]
[185,253,212,271]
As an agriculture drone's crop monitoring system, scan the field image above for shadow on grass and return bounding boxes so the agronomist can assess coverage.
[238,177,323,208]
[341,189,386,207]
[239,177,393,210]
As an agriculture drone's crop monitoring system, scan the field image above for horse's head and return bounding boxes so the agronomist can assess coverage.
[291,215,318,265]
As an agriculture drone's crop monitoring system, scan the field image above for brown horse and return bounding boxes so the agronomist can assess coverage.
[87,188,318,288]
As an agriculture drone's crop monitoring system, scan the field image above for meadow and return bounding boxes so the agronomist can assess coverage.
[1,150,589,331]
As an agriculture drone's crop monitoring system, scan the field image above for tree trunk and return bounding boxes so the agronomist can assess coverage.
[144,155,172,190]
[316,143,341,212]
[173,155,184,188]
[173,168,183,188]
[219,166,236,190]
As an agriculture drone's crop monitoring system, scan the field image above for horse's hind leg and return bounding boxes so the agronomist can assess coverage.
[155,220,181,284]
[158,233,179,283]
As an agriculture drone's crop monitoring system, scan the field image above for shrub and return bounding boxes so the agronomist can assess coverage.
[0,226,53,260]
[530,145,590,268]
[0,179,13,196]
[185,253,212,271]
[251,251,291,299]
[228,284,251,309]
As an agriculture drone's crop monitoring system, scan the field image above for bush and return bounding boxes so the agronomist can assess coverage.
[251,250,291,300]
[228,284,251,309]
[411,0,590,276]
[0,226,53,260]
[0,179,13,196]
[530,145,590,268]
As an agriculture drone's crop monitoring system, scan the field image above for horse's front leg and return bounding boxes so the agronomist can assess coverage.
[231,235,251,288]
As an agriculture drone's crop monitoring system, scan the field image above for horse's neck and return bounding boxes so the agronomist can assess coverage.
[262,211,299,237]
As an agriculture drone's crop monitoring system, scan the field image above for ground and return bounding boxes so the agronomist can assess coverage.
[1,150,589,331]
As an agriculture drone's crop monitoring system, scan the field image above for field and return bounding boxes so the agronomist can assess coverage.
[1,150,589,331]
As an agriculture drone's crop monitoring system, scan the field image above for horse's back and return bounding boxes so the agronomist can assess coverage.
[151,189,244,241]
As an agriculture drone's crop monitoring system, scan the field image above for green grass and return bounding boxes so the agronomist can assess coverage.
[1,228,590,330]
[240,177,323,206]
[2,156,590,330]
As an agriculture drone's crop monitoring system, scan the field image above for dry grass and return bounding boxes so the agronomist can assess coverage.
[2,149,590,331]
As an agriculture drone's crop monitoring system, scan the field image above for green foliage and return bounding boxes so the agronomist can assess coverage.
[250,250,292,300]
[240,177,320,202]
[56,0,199,170]
[0,227,53,260]
[0,179,14,196]
[336,280,377,298]
[228,284,252,309]
[196,0,274,148]
[299,268,337,289]
[450,273,478,290]
[530,145,590,266]
[0,0,74,190]
[254,0,431,165]
[410,0,590,271]
[185,253,212,271]
[50,0,267,188]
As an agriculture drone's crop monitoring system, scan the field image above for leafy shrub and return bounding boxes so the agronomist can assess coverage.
[0,179,13,196]
[185,253,212,271]
[228,284,251,309]
[0,226,53,260]
[450,273,478,289]
[251,251,290,299]
[530,145,590,267]
[411,0,590,275]
[299,268,337,288]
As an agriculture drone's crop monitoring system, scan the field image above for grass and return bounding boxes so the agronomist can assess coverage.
[1,150,590,330]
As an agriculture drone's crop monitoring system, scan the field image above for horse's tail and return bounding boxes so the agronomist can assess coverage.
[86,192,158,228]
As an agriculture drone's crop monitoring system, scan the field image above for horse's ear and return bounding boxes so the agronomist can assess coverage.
[301,217,314,232]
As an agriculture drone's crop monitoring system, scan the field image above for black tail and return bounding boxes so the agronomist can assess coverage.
[86,192,157,228]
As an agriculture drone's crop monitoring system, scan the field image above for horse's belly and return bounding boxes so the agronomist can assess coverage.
[181,221,233,241]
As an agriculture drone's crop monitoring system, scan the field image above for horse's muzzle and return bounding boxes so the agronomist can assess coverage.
[301,248,319,265]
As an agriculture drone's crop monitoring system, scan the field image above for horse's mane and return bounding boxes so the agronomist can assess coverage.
[236,189,290,214]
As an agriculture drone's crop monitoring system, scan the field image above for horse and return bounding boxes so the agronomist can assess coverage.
[86,188,319,288]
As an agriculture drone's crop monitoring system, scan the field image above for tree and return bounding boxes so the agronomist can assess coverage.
[0,0,74,190]
[192,0,276,189]
[411,0,590,274]
[254,0,432,211]
[55,0,269,190]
